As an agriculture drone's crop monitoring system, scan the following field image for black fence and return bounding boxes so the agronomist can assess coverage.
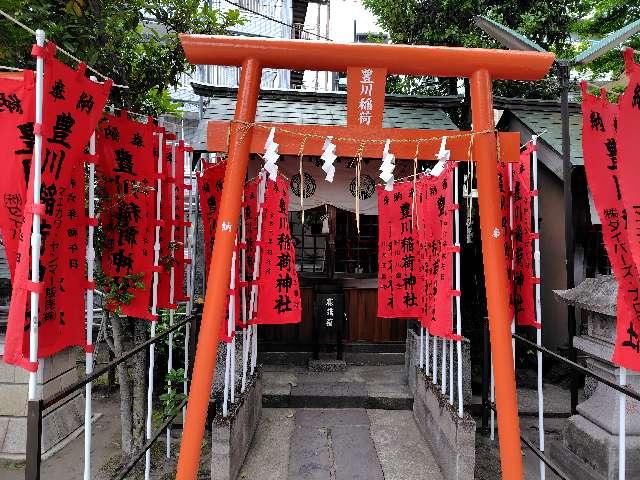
[479,317,639,479]
[25,314,197,480]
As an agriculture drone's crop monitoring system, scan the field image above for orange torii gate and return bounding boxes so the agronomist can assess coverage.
[177,35,554,480]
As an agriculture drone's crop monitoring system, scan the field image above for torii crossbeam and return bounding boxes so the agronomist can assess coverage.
[177,35,554,480]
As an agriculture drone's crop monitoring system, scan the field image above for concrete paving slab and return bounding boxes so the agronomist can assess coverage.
[287,426,332,480]
[331,425,384,480]
[238,409,295,480]
[369,409,444,480]
[295,408,370,427]
[291,382,368,397]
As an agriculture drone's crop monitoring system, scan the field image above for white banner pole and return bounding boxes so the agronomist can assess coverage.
[419,328,424,370]
[240,191,249,393]
[83,107,97,480]
[250,171,267,374]
[532,136,545,479]
[165,139,177,458]
[454,163,462,415]
[509,162,516,368]
[184,150,195,423]
[619,367,627,480]
[27,28,46,403]
[145,125,165,480]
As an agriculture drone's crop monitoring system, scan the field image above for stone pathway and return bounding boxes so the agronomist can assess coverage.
[262,364,413,410]
[238,408,443,480]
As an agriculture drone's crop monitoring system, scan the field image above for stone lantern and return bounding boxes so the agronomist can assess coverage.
[551,275,640,479]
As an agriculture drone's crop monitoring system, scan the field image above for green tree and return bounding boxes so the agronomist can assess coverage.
[0,0,242,115]
[573,1,640,84]
[0,0,242,466]
[362,0,588,99]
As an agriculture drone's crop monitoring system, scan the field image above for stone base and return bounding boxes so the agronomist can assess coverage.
[550,414,640,480]
[405,329,472,405]
[210,368,263,480]
[308,359,347,372]
[0,348,84,460]
[412,367,475,480]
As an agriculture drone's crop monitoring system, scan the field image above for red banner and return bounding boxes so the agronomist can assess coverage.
[619,50,640,277]
[198,162,226,278]
[97,113,155,320]
[174,141,187,302]
[5,44,111,369]
[582,83,640,371]
[512,147,536,327]
[157,138,175,309]
[497,158,514,320]
[418,166,455,337]
[0,71,35,279]
[255,174,301,325]
[196,161,239,341]
[377,180,424,318]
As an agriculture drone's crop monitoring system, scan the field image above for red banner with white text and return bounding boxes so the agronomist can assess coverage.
[4,43,111,369]
[582,83,640,372]
[254,175,301,325]
[97,113,155,320]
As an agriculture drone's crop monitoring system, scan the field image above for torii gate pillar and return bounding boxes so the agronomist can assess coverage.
[177,35,555,480]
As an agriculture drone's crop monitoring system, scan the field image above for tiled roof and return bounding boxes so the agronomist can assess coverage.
[190,84,460,150]
[495,98,583,167]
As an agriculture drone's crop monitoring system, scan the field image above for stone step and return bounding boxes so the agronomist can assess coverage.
[263,381,413,410]
[309,359,347,372]
[259,351,405,366]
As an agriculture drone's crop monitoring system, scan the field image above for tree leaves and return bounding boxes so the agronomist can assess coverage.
[0,0,243,114]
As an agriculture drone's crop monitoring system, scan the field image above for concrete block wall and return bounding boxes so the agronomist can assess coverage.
[405,328,472,405]
[0,347,84,459]
[413,367,476,480]
[211,369,263,480]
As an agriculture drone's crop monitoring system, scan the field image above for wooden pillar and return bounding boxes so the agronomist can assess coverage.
[470,69,523,479]
[176,58,262,480]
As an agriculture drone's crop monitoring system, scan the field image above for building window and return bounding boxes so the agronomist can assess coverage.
[288,206,379,277]
[335,209,378,276]
[289,207,328,275]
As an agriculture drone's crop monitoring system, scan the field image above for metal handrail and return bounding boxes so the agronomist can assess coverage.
[512,333,640,402]
[43,316,194,409]
[113,398,189,480]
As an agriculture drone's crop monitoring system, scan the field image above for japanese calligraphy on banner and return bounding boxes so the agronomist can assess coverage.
[582,83,640,372]
[174,141,187,302]
[196,161,240,341]
[377,180,424,318]
[5,44,111,369]
[197,161,226,278]
[0,71,35,278]
[512,147,535,327]
[98,113,155,320]
[497,159,514,319]
[255,175,301,325]
[418,166,455,338]
[619,50,640,277]
[157,139,178,309]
